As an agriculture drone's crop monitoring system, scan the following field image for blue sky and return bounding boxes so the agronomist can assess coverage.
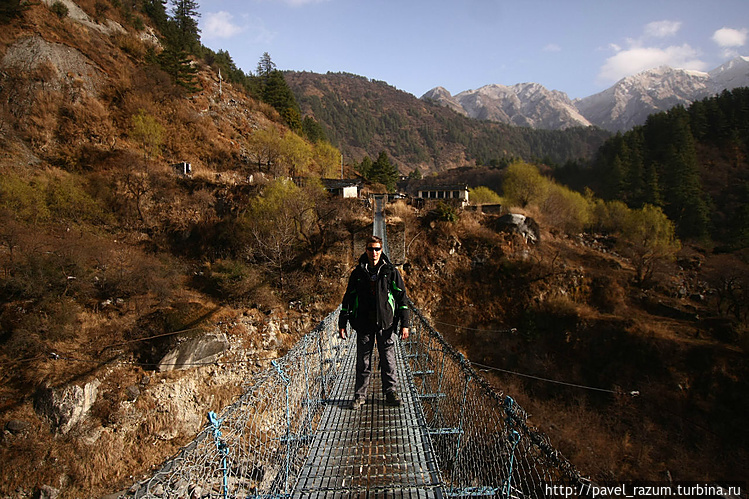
[197,0,749,100]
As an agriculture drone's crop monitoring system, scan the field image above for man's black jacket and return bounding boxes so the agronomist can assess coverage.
[338,252,410,333]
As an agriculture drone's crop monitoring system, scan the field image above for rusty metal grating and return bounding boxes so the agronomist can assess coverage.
[292,335,445,498]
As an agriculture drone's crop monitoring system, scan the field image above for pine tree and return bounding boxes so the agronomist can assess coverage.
[369,151,399,192]
[652,111,710,240]
[609,155,626,200]
[643,162,662,207]
[142,0,170,34]
[171,0,201,53]
[302,116,327,143]
[625,130,646,205]
[158,44,200,93]
[357,156,373,178]
[263,70,301,130]
[256,52,276,78]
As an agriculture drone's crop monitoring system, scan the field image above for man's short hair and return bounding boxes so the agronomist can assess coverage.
[367,235,383,246]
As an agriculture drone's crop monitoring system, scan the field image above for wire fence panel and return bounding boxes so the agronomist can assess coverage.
[126,309,350,498]
[405,303,589,498]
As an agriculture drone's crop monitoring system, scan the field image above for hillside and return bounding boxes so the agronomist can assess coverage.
[285,71,610,174]
[588,88,749,248]
[398,203,748,483]
[0,2,361,496]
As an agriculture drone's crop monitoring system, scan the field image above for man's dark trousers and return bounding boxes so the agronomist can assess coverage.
[354,325,397,400]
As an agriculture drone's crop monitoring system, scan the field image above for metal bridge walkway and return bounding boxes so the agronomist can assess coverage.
[292,332,443,497]
[292,194,442,497]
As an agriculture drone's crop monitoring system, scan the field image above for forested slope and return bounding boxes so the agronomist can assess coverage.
[590,88,749,248]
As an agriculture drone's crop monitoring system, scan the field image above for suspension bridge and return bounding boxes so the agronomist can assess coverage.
[121,196,588,498]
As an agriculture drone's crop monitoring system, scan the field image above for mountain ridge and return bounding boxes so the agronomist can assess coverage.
[285,70,611,174]
[423,57,749,132]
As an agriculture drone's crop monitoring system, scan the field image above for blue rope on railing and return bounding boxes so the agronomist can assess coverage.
[503,428,521,499]
[208,411,229,499]
[271,359,293,495]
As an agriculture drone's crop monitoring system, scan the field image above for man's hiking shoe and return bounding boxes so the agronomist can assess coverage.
[351,397,364,410]
[385,391,401,407]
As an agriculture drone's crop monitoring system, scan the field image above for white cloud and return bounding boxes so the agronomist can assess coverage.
[598,44,706,83]
[202,12,276,45]
[278,0,331,5]
[543,43,561,52]
[712,27,748,47]
[644,20,681,39]
[203,11,244,39]
[597,20,708,84]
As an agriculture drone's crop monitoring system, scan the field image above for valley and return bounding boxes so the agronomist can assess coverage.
[0,0,747,496]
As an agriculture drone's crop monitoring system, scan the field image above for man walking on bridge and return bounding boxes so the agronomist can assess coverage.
[339,236,410,409]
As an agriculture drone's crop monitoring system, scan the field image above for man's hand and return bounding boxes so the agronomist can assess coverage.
[339,328,347,339]
[400,327,409,340]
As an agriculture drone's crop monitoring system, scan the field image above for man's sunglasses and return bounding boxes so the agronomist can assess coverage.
[366,247,382,252]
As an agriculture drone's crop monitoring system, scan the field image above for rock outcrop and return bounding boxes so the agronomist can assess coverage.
[33,379,101,434]
[157,333,231,372]
[495,213,540,244]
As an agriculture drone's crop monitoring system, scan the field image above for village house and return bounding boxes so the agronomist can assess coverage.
[320,178,361,198]
[413,184,469,207]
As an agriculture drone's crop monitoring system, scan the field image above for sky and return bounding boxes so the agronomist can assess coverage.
[197,0,749,100]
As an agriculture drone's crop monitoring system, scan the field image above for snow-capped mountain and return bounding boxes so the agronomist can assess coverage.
[708,55,749,92]
[421,56,749,132]
[421,86,467,116]
[575,66,712,132]
[456,82,591,130]
[423,83,591,130]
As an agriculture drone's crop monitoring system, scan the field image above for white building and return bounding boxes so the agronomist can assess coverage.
[415,184,469,207]
[321,179,361,198]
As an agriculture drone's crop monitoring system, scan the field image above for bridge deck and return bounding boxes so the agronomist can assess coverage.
[292,335,444,498]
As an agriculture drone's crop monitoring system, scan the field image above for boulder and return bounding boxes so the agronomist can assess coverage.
[5,419,30,435]
[158,333,230,372]
[33,379,100,434]
[34,485,60,499]
[125,385,140,401]
[496,213,540,244]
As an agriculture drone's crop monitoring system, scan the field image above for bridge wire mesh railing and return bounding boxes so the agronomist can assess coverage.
[126,307,352,498]
[125,303,589,498]
[404,302,589,498]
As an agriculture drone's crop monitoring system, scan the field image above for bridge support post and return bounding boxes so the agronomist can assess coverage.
[318,326,327,403]
[453,363,472,466]
[502,397,522,499]
[272,360,292,495]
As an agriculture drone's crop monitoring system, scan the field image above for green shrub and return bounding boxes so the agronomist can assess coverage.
[435,202,458,222]
[469,186,502,205]
[45,176,107,223]
[541,183,592,235]
[618,204,681,284]
[502,161,548,208]
[50,1,68,18]
[0,175,49,224]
